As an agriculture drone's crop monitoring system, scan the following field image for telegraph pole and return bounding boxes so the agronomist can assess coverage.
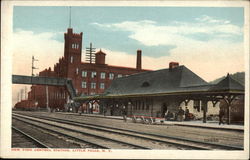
[17,92,20,102]
[24,86,27,99]
[86,43,96,64]
[31,56,39,110]
[32,56,39,77]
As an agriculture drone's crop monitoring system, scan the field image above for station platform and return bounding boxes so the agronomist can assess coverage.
[58,112,244,132]
[163,120,244,132]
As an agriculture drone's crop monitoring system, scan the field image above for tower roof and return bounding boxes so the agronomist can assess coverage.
[209,74,244,91]
[96,49,106,55]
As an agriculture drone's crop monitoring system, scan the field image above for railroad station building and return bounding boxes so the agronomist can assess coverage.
[15,28,149,110]
[75,62,245,124]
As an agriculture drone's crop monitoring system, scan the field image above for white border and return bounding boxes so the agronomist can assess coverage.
[1,0,249,159]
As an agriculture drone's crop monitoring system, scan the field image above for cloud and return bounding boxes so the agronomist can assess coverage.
[12,29,64,76]
[100,41,244,83]
[195,15,231,24]
[90,15,244,81]
[92,15,242,47]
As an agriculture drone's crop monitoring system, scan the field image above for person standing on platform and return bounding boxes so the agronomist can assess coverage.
[122,105,127,122]
[78,104,84,115]
[177,107,184,121]
[185,107,190,121]
[164,109,169,121]
[219,107,225,125]
[103,106,107,116]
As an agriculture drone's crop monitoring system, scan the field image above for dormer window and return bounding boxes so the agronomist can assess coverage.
[142,81,150,87]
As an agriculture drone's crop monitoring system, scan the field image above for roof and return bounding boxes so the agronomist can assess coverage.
[96,49,106,55]
[209,73,244,92]
[104,65,209,96]
[74,66,245,101]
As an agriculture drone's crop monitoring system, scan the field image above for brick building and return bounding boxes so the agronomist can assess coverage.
[16,28,149,110]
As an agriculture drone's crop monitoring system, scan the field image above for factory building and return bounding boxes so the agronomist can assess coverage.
[14,28,149,110]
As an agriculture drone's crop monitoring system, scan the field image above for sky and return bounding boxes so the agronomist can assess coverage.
[12,6,245,104]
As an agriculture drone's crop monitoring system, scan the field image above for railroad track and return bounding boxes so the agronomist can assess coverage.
[55,112,244,142]
[13,113,243,150]
[12,126,50,148]
[13,114,150,149]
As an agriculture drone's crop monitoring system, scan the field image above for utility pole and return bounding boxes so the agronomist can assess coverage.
[46,85,49,112]
[86,43,96,64]
[20,89,24,101]
[17,92,20,102]
[31,56,39,110]
[24,86,27,99]
[32,56,39,77]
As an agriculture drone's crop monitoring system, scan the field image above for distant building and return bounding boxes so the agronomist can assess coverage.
[15,28,149,110]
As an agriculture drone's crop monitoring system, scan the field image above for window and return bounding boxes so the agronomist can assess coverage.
[91,82,96,89]
[76,68,79,75]
[90,92,95,95]
[72,43,79,49]
[70,56,73,63]
[109,73,114,79]
[100,72,106,79]
[117,74,122,78]
[91,72,97,78]
[100,83,105,89]
[82,81,87,88]
[82,71,87,77]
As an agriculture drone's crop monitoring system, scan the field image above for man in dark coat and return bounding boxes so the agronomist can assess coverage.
[178,107,184,121]
[219,107,225,125]
[122,105,127,122]
[185,107,190,121]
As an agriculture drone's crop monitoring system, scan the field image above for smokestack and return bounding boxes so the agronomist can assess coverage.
[136,50,142,70]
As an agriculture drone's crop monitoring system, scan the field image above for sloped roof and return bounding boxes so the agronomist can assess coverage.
[209,74,244,91]
[95,49,106,55]
[104,65,209,96]
[74,66,245,101]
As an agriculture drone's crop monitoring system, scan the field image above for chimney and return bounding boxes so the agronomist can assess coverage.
[136,50,142,70]
[169,62,179,70]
